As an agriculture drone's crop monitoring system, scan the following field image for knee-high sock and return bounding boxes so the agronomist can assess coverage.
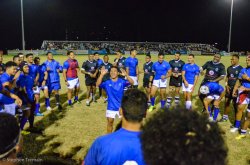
[166,97,172,108]
[185,101,192,110]
[20,116,28,130]
[175,96,180,105]
[55,94,60,104]
[161,100,166,109]
[35,103,40,114]
[45,98,50,107]
[213,107,220,121]
[150,97,155,106]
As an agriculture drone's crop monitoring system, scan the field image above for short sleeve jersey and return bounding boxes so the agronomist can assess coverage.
[169,59,185,74]
[206,82,224,95]
[143,61,153,80]
[238,67,250,88]
[152,61,171,80]
[125,57,138,77]
[182,63,200,84]
[227,65,243,87]
[99,62,113,81]
[114,57,126,72]
[202,61,226,82]
[82,60,98,79]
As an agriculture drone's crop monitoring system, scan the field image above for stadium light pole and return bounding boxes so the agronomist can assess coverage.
[228,0,234,53]
[21,0,25,50]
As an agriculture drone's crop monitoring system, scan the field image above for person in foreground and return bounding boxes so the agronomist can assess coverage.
[83,89,147,165]
[141,109,228,165]
[0,113,21,165]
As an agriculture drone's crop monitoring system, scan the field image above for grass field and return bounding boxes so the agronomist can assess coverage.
[3,54,250,165]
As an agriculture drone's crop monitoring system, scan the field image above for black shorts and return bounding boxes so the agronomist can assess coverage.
[85,77,97,86]
[225,86,237,100]
[143,78,150,88]
[169,76,182,87]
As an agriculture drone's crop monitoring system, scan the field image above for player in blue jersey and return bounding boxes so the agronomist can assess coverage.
[13,55,21,68]
[96,66,134,133]
[125,49,139,88]
[148,53,172,112]
[44,52,63,111]
[26,54,43,116]
[84,89,147,165]
[182,54,200,110]
[34,57,51,111]
[18,53,25,62]
[99,55,113,102]
[63,51,80,107]
[0,55,5,75]
[0,61,21,116]
[94,52,104,99]
[200,82,224,122]
[230,56,250,133]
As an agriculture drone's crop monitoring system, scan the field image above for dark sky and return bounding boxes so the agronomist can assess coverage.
[0,0,249,51]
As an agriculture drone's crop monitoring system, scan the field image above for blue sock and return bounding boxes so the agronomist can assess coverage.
[68,100,72,105]
[213,107,220,121]
[161,100,166,109]
[208,106,213,117]
[20,117,27,130]
[35,103,40,114]
[45,98,50,107]
[235,120,241,128]
[150,97,155,106]
[74,96,78,101]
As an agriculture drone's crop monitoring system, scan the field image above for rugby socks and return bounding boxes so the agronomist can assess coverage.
[35,103,40,114]
[222,114,229,120]
[20,116,28,130]
[29,114,34,128]
[160,100,166,109]
[185,101,192,110]
[235,120,241,128]
[45,98,50,107]
[68,100,72,105]
[74,96,78,101]
[166,97,172,109]
[55,94,60,104]
[240,129,247,135]
[208,106,212,117]
[175,96,180,105]
[213,107,220,121]
[150,97,155,106]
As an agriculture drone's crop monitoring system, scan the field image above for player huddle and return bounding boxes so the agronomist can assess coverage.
[0,50,249,140]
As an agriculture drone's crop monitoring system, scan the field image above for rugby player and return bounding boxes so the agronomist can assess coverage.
[182,54,200,110]
[167,52,185,108]
[142,54,153,106]
[125,49,139,88]
[148,53,172,112]
[113,50,126,76]
[44,52,63,111]
[81,54,98,106]
[63,51,81,107]
[84,89,146,165]
[220,54,243,122]
[94,52,104,98]
[96,66,134,133]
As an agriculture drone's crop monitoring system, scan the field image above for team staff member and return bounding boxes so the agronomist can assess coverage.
[81,54,98,106]
[167,52,185,108]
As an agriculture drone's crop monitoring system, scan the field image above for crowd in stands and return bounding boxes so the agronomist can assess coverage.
[41,41,219,54]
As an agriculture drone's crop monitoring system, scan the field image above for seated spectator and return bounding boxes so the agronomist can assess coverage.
[83,89,147,165]
[141,109,228,165]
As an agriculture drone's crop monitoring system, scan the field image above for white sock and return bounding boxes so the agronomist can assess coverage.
[185,101,192,110]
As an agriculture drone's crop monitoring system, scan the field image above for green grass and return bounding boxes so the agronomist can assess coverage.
[3,54,250,165]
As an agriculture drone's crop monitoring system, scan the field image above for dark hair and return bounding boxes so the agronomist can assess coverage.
[189,54,195,58]
[34,57,40,63]
[46,52,52,56]
[175,51,181,55]
[103,54,109,58]
[116,49,122,54]
[0,113,20,159]
[130,49,136,54]
[13,55,20,61]
[121,89,147,122]
[141,109,228,165]
[5,61,17,69]
[110,66,118,71]
[67,51,74,55]
[25,53,33,58]
[232,54,239,59]
[158,52,164,57]
[146,54,151,58]
[93,52,99,55]
[17,53,23,56]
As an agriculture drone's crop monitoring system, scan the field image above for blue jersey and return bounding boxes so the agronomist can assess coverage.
[37,64,47,84]
[28,64,38,81]
[44,60,61,83]
[206,82,224,95]
[182,63,200,84]
[100,78,130,111]
[238,67,250,88]
[84,128,145,165]
[17,73,34,102]
[96,59,104,68]
[152,61,171,80]
[0,73,15,104]
[125,57,138,76]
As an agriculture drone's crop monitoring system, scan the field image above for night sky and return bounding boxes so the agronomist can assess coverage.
[0,0,249,51]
